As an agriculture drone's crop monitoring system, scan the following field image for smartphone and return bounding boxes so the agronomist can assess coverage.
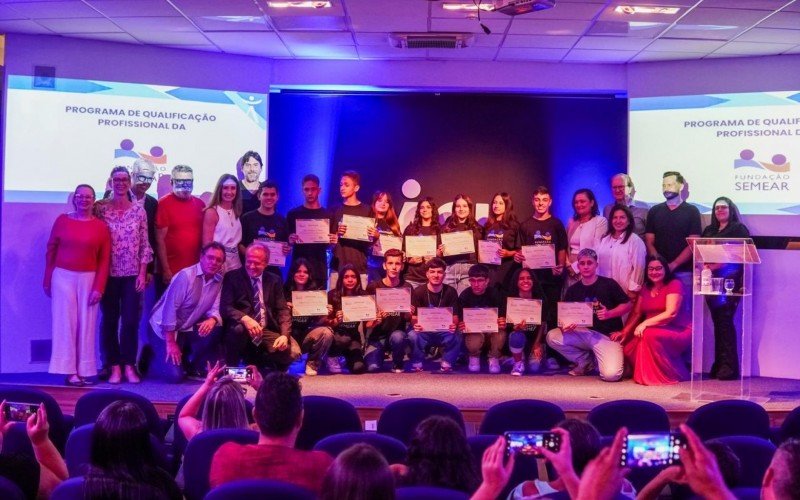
[504,431,561,458]
[225,366,252,383]
[620,433,686,468]
[3,402,38,422]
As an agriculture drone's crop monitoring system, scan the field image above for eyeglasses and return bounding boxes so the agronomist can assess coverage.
[135,174,154,183]
[647,266,664,272]
[173,179,194,187]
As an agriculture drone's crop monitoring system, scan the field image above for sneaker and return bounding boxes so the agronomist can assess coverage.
[392,366,404,374]
[488,358,501,374]
[568,359,595,377]
[511,361,525,377]
[440,361,453,373]
[367,363,381,373]
[468,356,481,373]
[545,357,561,371]
[410,363,424,373]
[326,357,342,374]
[305,362,319,376]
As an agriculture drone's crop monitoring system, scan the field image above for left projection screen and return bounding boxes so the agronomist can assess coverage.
[3,75,268,202]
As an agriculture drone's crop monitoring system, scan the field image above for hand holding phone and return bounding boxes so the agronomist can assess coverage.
[3,402,38,423]
[224,366,253,383]
[504,431,561,458]
[620,433,686,469]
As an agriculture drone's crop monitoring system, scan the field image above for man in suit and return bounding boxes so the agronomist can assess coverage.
[221,243,300,371]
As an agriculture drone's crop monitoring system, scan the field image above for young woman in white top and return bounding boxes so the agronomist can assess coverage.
[566,188,607,285]
[202,174,243,272]
[596,204,646,300]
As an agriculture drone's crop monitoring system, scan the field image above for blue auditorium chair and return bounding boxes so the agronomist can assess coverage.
[182,428,258,500]
[396,486,470,499]
[378,398,464,444]
[204,479,316,500]
[479,399,565,435]
[65,423,169,477]
[313,432,407,464]
[73,389,166,439]
[686,400,770,440]
[0,386,71,451]
[587,399,670,436]
[295,395,362,450]
[709,435,776,488]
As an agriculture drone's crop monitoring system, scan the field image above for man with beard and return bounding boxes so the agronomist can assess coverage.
[239,151,264,213]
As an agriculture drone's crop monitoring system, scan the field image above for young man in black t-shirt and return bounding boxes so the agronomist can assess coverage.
[240,181,290,280]
[364,249,415,373]
[410,258,460,373]
[457,264,506,374]
[546,248,631,381]
[331,170,372,288]
[286,174,336,289]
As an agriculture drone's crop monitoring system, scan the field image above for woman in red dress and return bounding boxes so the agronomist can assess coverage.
[612,255,691,385]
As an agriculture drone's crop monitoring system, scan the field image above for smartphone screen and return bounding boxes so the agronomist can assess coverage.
[621,433,685,468]
[225,367,251,382]
[3,402,38,422]
[504,431,561,458]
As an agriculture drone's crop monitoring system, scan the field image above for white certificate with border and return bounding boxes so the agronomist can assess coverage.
[291,290,329,317]
[376,287,412,313]
[506,298,542,325]
[341,215,376,242]
[295,219,330,244]
[263,240,287,267]
[372,234,403,257]
[405,235,437,258]
[478,240,502,265]
[342,295,377,322]
[441,231,475,256]
[463,307,499,333]
[557,302,594,327]
[417,307,453,332]
[522,245,556,269]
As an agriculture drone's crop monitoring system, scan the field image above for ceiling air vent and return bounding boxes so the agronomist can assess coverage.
[389,32,474,49]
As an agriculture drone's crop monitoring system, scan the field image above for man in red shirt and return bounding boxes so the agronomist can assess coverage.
[209,372,333,493]
[155,165,205,292]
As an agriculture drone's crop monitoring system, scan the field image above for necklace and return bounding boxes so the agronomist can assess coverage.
[426,288,443,308]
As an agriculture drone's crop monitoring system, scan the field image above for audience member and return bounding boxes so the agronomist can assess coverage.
[457,264,506,374]
[238,151,264,214]
[763,439,800,500]
[603,173,648,238]
[321,443,396,500]
[240,180,290,280]
[202,174,243,272]
[410,258,460,373]
[470,436,515,500]
[287,174,337,288]
[566,188,608,285]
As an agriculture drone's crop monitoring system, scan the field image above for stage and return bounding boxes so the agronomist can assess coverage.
[2,370,799,433]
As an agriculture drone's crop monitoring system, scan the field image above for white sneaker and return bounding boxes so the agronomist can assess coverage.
[468,356,481,373]
[488,358,501,374]
[305,362,318,376]
[326,357,342,374]
[511,361,525,376]
[440,361,453,373]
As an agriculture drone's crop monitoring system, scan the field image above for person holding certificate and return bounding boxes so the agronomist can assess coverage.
[332,171,373,288]
[440,194,483,295]
[546,249,631,381]
[365,249,415,372]
[612,256,691,385]
[565,189,607,286]
[410,258,460,373]
[287,174,337,289]
[402,197,441,289]
[240,181,290,281]
[482,192,520,292]
[596,205,646,300]
[506,268,548,377]
[326,264,368,374]
[283,259,334,376]
[514,186,568,347]
[366,191,403,283]
[457,265,506,374]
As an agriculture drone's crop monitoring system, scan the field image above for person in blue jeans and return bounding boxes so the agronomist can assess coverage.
[364,249,415,372]
[410,258,460,373]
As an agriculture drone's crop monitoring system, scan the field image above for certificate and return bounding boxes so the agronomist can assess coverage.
[341,215,376,242]
[478,240,502,265]
[557,302,594,327]
[417,307,453,332]
[291,290,329,317]
[463,307,499,333]
[506,298,542,325]
[441,231,476,256]
[521,245,556,269]
[376,287,412,313]
[263,240,287,267]
[295,219,330,244]
[372,234,403,257]
[405,235,437,258]
[342,295,377,322]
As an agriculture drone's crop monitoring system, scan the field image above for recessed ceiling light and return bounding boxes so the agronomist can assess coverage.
[267,1,332,8]
[614,5,680,15]
[442,2,494,11]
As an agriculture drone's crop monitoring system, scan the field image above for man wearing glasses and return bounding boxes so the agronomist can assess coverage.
[129,159,160,281]
[602,173,649,238]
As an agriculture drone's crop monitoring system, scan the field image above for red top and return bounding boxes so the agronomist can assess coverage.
[155,193,205,274]
[209,442,333,494]
[45,214,111,293]
[638,279,690,330]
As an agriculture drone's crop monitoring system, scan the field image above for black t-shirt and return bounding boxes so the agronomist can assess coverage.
[286,205,335,284]
[332,203,372,273]
[645,202,702,273]
[402,224,440,283]
[328,289,362,337]
[516,216,568,285]
[563,276,630,335]
[457,286,505,319]
[702,221,751,283]
[369,219,401,264]
[441,220,483,265]
[484,220,519,253]
[240,210,289,247]
[366,279,413,338]
[240,181,260,214]
[284,286,325,340]
[411,284,459,310]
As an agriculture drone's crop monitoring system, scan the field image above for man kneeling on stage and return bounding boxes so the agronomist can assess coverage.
[150,242,226,383]
[221,243,300,372]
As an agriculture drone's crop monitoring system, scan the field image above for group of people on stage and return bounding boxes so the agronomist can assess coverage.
[45,153,750,386]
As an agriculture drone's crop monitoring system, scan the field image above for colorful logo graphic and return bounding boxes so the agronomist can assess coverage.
[734,149,790,173]
[114,139,168,165]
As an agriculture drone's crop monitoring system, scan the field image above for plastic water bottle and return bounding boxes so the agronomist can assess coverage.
[700,266,712,294]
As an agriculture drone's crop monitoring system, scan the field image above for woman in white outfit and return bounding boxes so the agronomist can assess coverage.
[202,174,243,272]
[596,204,646,300]
[566,188,607,286]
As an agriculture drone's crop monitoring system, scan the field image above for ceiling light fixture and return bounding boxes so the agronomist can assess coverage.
[442,2,494,11]
[267,1,332,8]
[614,6,680,15]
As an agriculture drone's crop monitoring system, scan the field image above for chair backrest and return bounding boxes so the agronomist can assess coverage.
[0,476,25,500]
[182,428,259,500]
[65,423,170,477]
[295,395,362,450]
[0,422,34,457]
[50,477,85,500]
[313,432,407,464]
[709,435,777,488]
[0,385,68,451]
[479,399,566,435]
[467,435,543,499]
[587,399,670,436]
[205,479,316,500]
[396,486,470,500]
[378,398,465,444]
[686,400,770,440]
[74,389,165,440]
[777,405,800,444]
